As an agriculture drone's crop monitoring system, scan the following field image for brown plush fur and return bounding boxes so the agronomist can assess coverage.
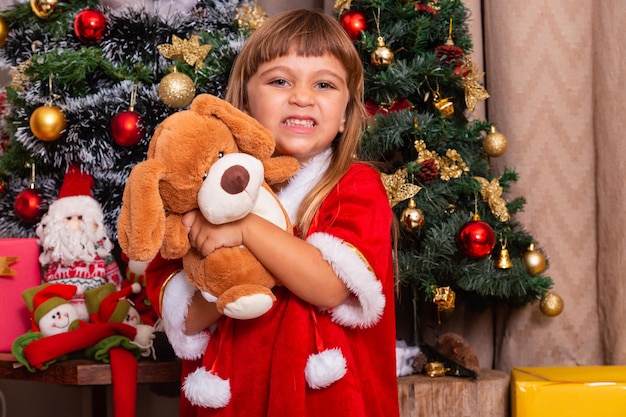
[117,94,299,316]
[435,332,480,374]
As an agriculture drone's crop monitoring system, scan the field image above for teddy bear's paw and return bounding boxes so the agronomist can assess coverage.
[218,286,276,320]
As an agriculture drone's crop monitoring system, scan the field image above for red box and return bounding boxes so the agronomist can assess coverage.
[0,238,42,352]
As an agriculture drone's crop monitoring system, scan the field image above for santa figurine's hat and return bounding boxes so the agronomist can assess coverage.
[85,283,142,324]
[48,164,102,219]
[22,283,80,332]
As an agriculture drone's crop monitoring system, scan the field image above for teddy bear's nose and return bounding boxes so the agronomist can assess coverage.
[221,165,250,194]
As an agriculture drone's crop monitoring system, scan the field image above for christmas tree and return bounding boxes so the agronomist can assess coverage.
[0,0,265,238]
[334,0,559,337]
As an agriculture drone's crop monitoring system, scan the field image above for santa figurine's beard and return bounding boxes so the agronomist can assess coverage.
[38,219,114,267]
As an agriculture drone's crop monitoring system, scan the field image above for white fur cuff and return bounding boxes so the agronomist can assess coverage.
[161,271,209,359]
[307,232,385,328]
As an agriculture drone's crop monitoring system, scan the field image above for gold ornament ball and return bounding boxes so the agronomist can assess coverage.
[483,125,508,157]
[540,291,564,317]
[523,243,547,276]
[371,37,394,67]
[0,16,8,48]
[400,198,425,231]
[158,72,196,109]
[30,0,58,19]
[30,105,66,141]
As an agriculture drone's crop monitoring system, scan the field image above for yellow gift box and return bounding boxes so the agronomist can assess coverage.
[511,366,626,417]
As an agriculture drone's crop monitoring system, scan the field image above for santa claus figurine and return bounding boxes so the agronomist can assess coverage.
[35,164,122,321]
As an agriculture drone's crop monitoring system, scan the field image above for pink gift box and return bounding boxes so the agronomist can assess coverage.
[0,238,41,352]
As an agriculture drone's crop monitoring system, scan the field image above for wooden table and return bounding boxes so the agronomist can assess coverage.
[0,352,182,417]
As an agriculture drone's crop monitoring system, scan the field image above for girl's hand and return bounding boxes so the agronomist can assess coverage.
[182,210,244,256]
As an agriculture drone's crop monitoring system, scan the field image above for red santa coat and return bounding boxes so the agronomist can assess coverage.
[145,155,399,417]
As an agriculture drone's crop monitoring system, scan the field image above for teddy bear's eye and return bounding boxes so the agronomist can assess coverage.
[218,151,224,158]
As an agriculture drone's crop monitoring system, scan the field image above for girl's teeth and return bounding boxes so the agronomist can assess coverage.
[285,119,315,127]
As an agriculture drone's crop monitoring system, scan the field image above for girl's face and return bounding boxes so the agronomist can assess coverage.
[245,52,350,164]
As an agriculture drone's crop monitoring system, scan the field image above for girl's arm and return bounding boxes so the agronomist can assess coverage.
[184,290,222,334]
[183,210,350,308]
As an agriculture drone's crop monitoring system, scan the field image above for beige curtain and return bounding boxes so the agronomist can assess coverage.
[482,0,626,370]
[595,0,626,365]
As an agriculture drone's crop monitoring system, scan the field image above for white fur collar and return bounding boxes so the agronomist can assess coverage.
[277,148,332,223]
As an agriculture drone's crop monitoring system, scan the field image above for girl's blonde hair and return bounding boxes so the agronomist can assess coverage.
[225,8,368,236]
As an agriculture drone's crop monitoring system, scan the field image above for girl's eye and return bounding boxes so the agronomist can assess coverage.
[271,79,289,87]
[317,81,335,90]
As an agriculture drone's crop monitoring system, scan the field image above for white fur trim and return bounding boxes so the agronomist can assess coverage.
[307,233,385,328]
[305,347,347,389]
[277,147,331,223]
[161,271,209,359]
[183,367,231,408]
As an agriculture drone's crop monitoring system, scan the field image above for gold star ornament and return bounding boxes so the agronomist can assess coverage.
[473,176,510,222]
[459,56,489,113]
[0,256,18,276]
[334,0,353,15]
[157,35,211,70]
[236,2,268,31]
[381,167,422,207]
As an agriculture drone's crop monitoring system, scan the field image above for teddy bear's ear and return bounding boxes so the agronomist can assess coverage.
[117,160,168,262]
[262,156,301,185]
[190,94,275,159]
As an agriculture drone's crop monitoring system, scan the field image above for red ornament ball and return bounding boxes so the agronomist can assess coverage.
[14,188,44,223]
[74,8,107,44]
[110,110,143,147]
[457,217,495,258]
[339,10,368,41]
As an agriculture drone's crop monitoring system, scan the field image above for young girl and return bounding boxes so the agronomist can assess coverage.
[144,9,400,417]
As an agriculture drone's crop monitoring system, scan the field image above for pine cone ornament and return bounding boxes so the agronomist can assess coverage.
[416,158,439,183]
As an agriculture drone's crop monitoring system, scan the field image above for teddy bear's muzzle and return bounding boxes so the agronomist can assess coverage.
[197,153,265,225]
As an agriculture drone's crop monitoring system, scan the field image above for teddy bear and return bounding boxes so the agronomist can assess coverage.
[117,93,300,321]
